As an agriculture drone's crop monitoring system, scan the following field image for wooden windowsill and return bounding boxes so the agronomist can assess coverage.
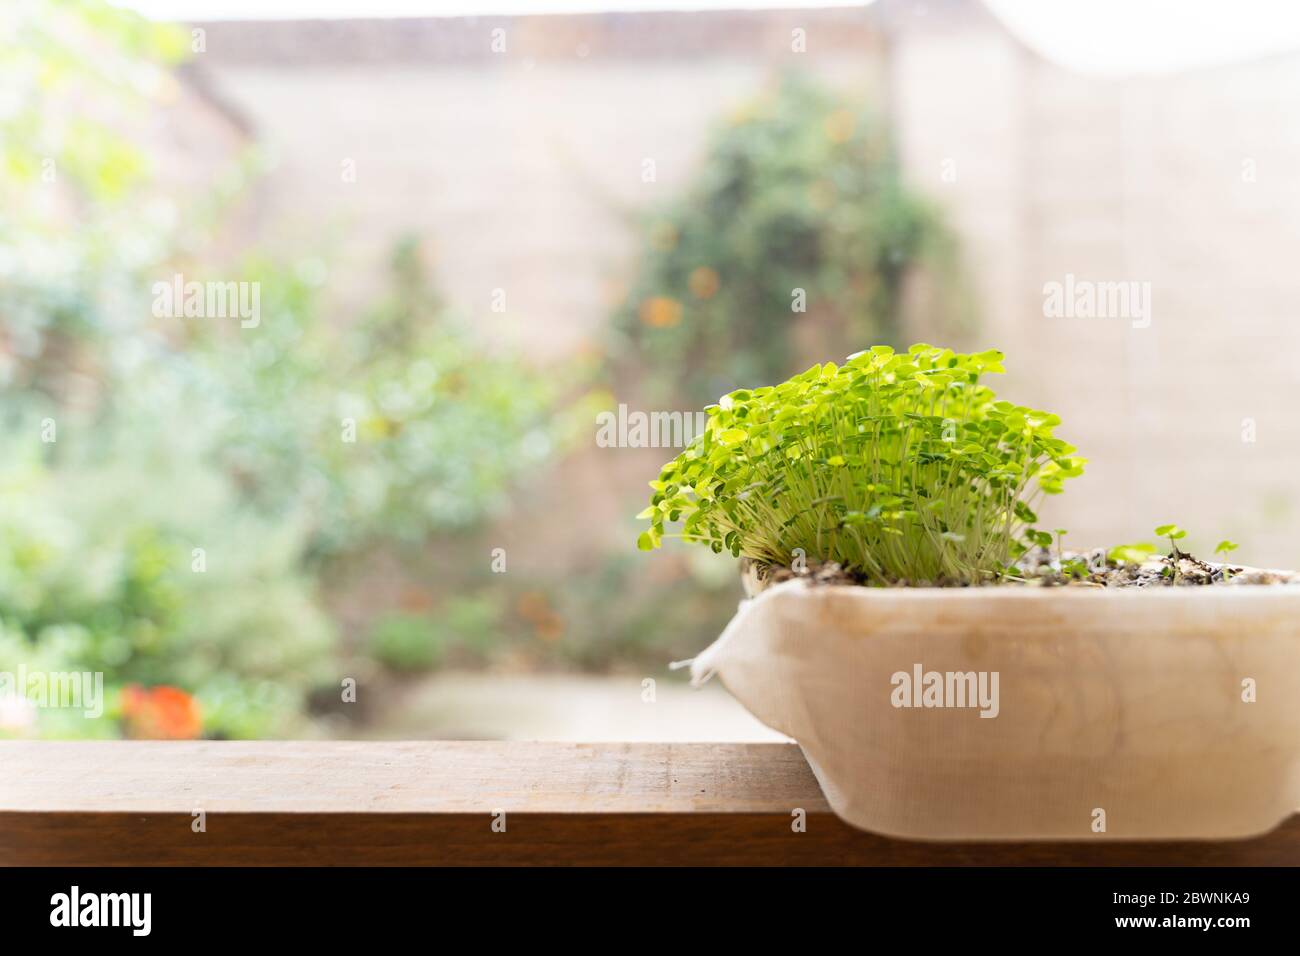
[2,741,1297,866]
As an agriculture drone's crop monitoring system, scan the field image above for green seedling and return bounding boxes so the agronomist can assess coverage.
[637,344,1086,584]
[1061,556,1090,579]
[1155,524,1188,581]
[1215,539,1240,580]
[1108,542,1157,566]
[1214,540,1239,558]
[1154,524,1187,556]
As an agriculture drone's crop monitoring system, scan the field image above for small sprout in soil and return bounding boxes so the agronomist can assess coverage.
[1108,542,1157,566]
[1107,530,1242,585]
[1060,557,1090,579]
[1154,524,1187,555]
[1215,539,1240,581]
[1155,524,1189,581]
[637,344,1086,585]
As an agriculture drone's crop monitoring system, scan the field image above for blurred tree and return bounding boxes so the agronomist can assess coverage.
[0,0,189,400]
[199,241,561,559]
[0,1,574,738]
[611,74,971,405]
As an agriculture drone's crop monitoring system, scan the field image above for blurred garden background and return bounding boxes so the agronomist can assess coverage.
[6,0,1300,740]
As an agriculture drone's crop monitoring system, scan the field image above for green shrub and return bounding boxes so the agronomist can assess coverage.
[368,613,446,672]
[612,75,968,404]
[368,595,502,673]
[202,243,563,558]
[0,405,334,739]
[0,3,580,737]
[638,344,1085,584]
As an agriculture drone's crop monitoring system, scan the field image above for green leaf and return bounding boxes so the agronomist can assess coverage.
[1108,542,1156,565]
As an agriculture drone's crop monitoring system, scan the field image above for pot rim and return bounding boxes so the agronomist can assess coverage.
[745,575,1300,602]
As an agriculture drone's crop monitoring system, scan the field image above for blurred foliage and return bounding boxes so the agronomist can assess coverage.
[0,1,571,738]
[194,241,560,559]
[0,402,334,738]
[538,550,740,672]
[0,4,980,742]
[611,75,970,405]
[0,1,189,388]
[368,594,502,673]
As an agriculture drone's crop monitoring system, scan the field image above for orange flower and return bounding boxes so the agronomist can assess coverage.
[121,685,203,740]
[639,296,683,328]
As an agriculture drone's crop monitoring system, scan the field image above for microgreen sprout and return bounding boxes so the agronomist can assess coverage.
[1155,524,1188,581]
[637,344,1086,584]
[1107,542,1157,566]
[1154,524,1187,556]
[1061,556,1090,579]
[1215,539,1240,580]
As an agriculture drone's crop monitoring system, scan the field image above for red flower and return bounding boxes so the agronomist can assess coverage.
[121,685,203,739]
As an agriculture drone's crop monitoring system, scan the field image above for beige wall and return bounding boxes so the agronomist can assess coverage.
[190,3,1300,567]
[892,10,1300,565]
[192,10,884,359]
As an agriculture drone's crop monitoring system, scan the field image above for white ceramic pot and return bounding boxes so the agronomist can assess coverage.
[691,579,1300,840]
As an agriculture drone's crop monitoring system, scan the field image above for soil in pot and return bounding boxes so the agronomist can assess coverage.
[740,549,1300,596]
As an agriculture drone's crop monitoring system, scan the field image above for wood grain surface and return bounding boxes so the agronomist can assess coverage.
[2,741,1296,865]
